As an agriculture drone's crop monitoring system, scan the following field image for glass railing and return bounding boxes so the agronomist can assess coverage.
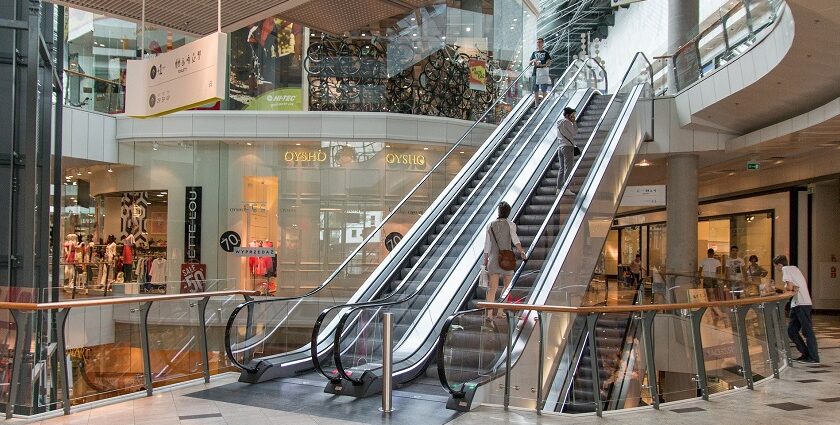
[0,288,256,418]
[224,65,537,378]
[63,69,124,114]
[452,281,792,416]
[319,60,605,387]
[655,0,785,93]
[436,52,653,410]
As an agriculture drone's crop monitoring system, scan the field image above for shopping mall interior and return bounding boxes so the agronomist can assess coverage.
[2,0,840,423]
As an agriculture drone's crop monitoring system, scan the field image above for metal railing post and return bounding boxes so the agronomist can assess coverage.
[585,313,602,417]
[536,312,546,414]
[6,310,29,419]
[139,302,154,396]
[198,297,211,383]
[734,306,754,389]
[504,311,514,410]
[380,313,394,413]
[760,303,780,378]
[55,309,72,414]
[640,310,659,409]
[689,307,709,400]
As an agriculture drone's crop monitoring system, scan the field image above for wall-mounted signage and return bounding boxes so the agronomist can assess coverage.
[219,231,242,253]
[468,59,487,92]
[620,185,666,207]
[184,187,202,262]
[384,232,403,252]
[386,153,426,166]
[284,150,328,163]
[126,32,227,118]
[233,247,276,257]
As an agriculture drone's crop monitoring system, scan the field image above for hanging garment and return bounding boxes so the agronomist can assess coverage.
[150,258,167,283]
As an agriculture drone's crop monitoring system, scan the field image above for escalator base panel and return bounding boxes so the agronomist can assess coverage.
[324,373,382,398]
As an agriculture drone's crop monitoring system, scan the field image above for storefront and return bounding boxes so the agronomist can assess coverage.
[80,140,473,296]
[604,191,790,281]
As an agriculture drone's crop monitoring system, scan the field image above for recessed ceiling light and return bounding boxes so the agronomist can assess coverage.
[635,159,652,167]
[87,171,92,174]
[76,171,82,176]
[107,166,113,173]
[441,36,446,40]
[385,145,391,148]
[411,17,415,21]
[423,147,429,150]
[246,142,253,146]
[465,27,471,32]
[156,194,164,197]
[295,143,301,146]
[774,160,783,165]
[459,151,465,154]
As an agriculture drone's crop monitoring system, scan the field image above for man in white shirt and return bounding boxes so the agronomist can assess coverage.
[725,245,746,281]
[773,255,819,363]
[699,248,721,285]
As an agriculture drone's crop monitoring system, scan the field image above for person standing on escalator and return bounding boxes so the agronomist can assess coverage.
[484,202,527,318]
[529,38,552,107]
[556,107,578,196]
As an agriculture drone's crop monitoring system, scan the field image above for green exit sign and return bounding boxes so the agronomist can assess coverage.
[747,161,760,170]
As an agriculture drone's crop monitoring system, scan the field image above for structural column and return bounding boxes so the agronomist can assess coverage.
[667,0,699,93]
[665,153,698,301]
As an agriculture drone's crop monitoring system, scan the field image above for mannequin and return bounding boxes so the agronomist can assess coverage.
[63,234,79,288]
[105,235,117,291]
[84,235,95,285]
[122,228,136,281]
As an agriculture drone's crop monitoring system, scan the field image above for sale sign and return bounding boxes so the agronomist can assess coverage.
[180,263,207,293]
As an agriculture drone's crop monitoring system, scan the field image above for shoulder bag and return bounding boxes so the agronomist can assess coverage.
[490,223,517,271]
[535,67,551,85]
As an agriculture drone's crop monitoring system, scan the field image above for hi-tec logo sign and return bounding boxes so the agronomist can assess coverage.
[285,150,328,162]
[184,187,202,262]
[267,94,297,103]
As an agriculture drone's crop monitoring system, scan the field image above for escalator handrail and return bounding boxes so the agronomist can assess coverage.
[328,63,597,385]
[224,64,535,373]
[437,53,653,398]
[308,68,561,382]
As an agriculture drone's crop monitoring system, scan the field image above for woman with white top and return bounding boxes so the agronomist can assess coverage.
[484,202,527,318]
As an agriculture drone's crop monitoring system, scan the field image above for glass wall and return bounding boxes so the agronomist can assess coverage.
[604,192,788,280]
[81,141,474,296]
[60,1,534,119]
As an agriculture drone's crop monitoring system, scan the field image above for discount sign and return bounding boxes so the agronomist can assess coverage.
[180,263,207,293]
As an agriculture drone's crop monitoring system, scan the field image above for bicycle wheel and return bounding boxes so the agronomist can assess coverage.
[307,42,329,62]
[303,56,324,76]
[337,78,361,100]
[338,43,361,77]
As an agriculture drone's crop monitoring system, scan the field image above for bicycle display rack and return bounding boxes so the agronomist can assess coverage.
[306,35,511,121]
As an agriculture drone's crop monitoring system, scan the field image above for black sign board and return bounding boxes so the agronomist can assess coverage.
[185,187,202,262]
[219,230,241,253]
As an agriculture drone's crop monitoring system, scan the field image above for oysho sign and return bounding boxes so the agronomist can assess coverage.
[386,153,426,167]
[184,187,202,262]
[284,150,328,163]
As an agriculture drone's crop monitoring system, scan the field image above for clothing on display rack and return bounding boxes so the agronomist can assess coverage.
[122,233,135,281]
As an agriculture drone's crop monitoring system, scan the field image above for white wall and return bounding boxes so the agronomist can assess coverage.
[596,0,668,93]
[59,106,118,162]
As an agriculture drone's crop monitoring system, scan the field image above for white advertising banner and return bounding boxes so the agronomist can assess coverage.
[126,32,227,118]
[620,185,666,207]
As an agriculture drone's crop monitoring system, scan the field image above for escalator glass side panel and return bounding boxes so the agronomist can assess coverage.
[224,68,538,380]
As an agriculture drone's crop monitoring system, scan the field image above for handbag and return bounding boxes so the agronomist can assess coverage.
[535,67,551,85]
[573,144,581,156]
[490,224,517,271]
[479,266,489,288]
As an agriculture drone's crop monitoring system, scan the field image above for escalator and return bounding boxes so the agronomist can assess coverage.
[436,53,654,411]
[312,63,607,397]
[224,64,555,384]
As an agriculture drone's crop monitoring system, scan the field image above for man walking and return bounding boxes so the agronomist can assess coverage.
[773,255,819,363]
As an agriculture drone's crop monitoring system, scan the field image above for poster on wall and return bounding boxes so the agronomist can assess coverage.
[180,263,207,293]
[184,187,202,262]
[126,32,227,117]
[120,192,148,245]
[468,59,487,92]
[229,17,304,110]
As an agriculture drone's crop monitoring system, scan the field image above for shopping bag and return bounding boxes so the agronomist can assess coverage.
[479,266,489,288]
[535,67,551,85]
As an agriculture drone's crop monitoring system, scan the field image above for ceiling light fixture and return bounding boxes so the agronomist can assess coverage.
[465,27,471,32]
[635,159,652,167]
[107,166,113,173]
[246,142,253,146]
[152,141,160,151]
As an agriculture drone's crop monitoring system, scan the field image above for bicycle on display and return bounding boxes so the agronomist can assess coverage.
[304,34,361,77]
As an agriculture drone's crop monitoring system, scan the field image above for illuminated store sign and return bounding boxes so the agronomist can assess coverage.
[284,150,328,163]
[386,153,426,166]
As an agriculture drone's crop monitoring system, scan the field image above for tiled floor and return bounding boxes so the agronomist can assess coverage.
[11,315,840,425]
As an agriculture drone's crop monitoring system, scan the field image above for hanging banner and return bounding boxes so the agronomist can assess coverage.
[126,32,227,118]
[180,263,207,293]
[184,187,202,262]
[468,59,487,92]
